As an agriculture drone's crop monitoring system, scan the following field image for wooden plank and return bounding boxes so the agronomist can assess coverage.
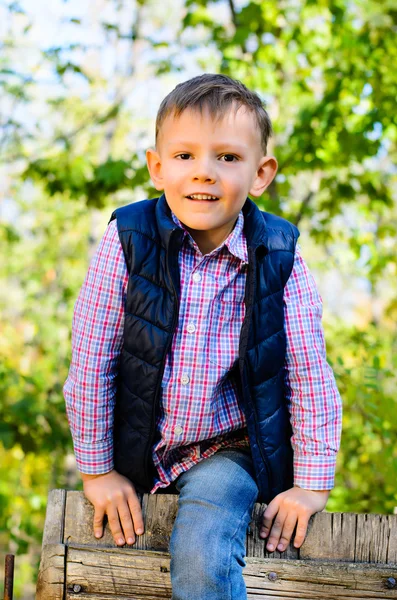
[389,518,397,564]
[300,512,358,562]
[244,557,397,599]
[355,514,396,564]
[66,546,171,600]
[35,543,66,600]
[64,490,116,547]
[36,490,67,600]
[61,492,397,562]
[136,492,179,552]
[63,490,179,551]
[41,489,66,546]
[64,546,397,600]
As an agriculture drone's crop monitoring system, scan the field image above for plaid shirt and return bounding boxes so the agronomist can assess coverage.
[64,210,342,491]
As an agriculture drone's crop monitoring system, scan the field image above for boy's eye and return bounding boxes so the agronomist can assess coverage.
[175,153,238,161]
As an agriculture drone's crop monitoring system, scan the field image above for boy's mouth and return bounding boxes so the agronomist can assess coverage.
[186,194,219,201]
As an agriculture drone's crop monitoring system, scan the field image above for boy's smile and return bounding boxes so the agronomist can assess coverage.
[146,104,278,254]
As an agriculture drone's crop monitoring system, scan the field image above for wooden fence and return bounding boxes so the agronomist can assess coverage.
[36,489,397,599]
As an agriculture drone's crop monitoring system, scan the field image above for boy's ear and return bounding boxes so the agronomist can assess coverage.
[249,156,278,198]
[146,148,165,191]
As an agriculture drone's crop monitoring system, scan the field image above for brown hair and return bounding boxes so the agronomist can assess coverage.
[155,73,273,155]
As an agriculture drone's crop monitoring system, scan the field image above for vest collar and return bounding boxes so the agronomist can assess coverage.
[155,193,267,251]
[155,193,184,249]
[242,197,267,249]
[171,210,247,263]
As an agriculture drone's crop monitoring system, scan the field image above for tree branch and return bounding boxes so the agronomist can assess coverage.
[227,0,247,54]
[228,0,237,23]
[293,190,314,227]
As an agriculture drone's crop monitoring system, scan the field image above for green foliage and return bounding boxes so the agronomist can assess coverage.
[23,156,139,207]
[0,185,92,594]
[326,323,397,513]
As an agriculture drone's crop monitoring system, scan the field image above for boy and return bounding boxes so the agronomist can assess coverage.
[64,73,342,599]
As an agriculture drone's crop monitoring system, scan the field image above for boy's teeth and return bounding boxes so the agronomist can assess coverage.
[188,194,218,200]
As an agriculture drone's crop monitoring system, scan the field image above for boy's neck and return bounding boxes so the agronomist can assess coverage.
[184,223,236,256]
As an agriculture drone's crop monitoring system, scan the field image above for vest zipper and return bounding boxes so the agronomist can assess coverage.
[239,246,273,492]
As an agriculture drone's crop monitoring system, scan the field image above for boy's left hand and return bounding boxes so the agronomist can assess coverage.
[260,485,330,552]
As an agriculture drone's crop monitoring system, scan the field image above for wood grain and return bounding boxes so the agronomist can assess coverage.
[63,490,179,551]
[36,490,67,600]
[64,546,397,600]
[41,489,66,545]
[62,491,397,563]
[36,490,397,599]
[35,543,66,600]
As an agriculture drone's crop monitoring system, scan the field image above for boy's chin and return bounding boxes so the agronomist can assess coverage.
[180,216,224,232]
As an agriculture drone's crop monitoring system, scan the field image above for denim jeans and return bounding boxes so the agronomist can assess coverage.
[169,449,259,600]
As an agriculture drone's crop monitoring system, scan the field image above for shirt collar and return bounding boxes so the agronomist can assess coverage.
[171,211,248,263]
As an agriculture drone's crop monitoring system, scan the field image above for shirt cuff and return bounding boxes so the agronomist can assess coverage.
[293,452,337,490]
[73,439,114,475]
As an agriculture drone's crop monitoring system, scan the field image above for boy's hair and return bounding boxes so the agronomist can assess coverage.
[155,73,273,155]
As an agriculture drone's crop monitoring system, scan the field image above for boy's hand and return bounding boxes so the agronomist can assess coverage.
[81,469,144,546]
[260,485,330,552]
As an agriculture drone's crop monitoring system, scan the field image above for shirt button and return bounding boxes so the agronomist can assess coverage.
[192,272,201,282]
[174,425,183,435]
[186,323,196,333]
[181,373,190,385]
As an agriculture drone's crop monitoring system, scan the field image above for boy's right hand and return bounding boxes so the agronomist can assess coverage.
[81,469,144,546]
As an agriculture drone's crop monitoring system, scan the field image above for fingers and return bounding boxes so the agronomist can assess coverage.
[271,512,298,552]
[117,500,136,545]
[93,505,105,539]
[127,494,144,536]
[108,492,144,546]
[260,497,280,542]
[262,508,289,552]
[260,490,312,552]
[292,515,310,549]
[107,504,126,546]
[83,471,145,547]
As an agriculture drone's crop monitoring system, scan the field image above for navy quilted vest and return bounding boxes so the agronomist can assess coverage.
[110,194,299,504]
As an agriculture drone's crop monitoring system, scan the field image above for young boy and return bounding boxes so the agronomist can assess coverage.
[64,73,342,599]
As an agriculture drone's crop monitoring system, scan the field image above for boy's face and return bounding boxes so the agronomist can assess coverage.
[146,104,277,253]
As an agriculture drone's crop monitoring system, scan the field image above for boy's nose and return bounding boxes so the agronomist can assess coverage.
[193,162,216,182]
[193,167,216,182]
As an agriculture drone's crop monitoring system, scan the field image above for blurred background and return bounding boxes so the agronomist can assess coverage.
[0,0,396,596]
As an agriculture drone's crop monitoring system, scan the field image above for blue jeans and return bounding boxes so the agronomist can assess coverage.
[169,449,259,600]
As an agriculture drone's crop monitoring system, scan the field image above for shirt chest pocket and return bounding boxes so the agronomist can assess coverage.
[208,288,245,371]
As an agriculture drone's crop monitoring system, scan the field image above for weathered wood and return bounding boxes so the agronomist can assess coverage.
[300,512,397,564]
[36,490,67,600]
[355,513,396,564]
[64,545,397,600]
[37,490,397,599]
[63,490,179,551]
[41,489,66,545]
[64,490,115,547]
[243,557,397,599]
[136,492,179,551]
[389,519,397,564]
[66,546,172,599]
[62,491,397,563]
[35,543,66,600]
[300,511,357,561]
